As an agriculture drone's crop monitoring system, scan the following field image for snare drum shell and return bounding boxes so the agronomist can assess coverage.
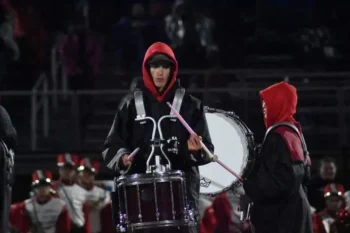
[116,171,189,226]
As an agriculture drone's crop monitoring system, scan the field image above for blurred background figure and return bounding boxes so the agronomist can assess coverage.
[9,170,71,233]
[77,158,113,233]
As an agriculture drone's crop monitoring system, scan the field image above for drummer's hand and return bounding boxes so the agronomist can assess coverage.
[187,135,202,151]
[121,154,132,166]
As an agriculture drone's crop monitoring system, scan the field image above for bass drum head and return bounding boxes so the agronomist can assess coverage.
[199,109,253,196]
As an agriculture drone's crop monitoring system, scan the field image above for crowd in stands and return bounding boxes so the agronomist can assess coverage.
[2,0,350,92]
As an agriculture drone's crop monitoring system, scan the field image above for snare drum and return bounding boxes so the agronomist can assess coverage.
[200,107,255,196]
[115,171,195,232]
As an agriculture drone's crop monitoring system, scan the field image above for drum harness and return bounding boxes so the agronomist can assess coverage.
[113,88,192,231]
[0,140,14,188]
[133,88,185,173]
[29,191,47,233]
[264,122,310,191]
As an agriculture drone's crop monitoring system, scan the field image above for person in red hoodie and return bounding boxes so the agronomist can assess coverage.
[242,81,313,233]
[313,183,350,233]
[10,169,71,233]
[77,158,114,233]
[53,153,91,233]
[102,42,214,233]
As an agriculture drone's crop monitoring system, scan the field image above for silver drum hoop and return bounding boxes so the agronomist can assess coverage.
[117,170,186,186]
[200,107,256,196]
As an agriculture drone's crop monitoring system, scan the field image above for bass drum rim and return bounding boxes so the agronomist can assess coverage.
[200,107,256,196]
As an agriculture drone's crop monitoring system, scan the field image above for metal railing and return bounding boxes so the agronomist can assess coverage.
[10,55,350,151]
[0,84,349,152]
[30,73,49,150]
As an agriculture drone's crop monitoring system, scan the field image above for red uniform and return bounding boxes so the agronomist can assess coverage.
[200,193,238,233]
[9,170,71,233]
[313,184,346,233]
[78,158,114,233]
[55,153,91,233]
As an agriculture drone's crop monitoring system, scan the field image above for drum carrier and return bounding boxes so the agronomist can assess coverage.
[114,88,196,233]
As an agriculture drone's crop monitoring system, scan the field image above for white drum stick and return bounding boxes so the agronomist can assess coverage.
[167,102,243,181]
[127,147,140,161]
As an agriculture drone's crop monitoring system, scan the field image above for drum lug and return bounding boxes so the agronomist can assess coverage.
[187,209,195,222]
[116,224,127,233]
[119,214,127,224]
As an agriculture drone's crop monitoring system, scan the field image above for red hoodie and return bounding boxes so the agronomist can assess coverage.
[259,81,297,128]
[142,42,179,102]
[260,81,311,164]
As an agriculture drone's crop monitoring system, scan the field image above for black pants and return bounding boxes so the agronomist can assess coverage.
[70,224,86,233]
[0,141,14,233]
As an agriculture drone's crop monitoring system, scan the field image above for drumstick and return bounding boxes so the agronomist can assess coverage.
[127,147,140,161]
[167,102,243,181]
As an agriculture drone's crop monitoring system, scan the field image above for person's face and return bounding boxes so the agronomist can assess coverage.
[326,196,343,213]
[78,170,95,184]
[320,162,337,181]
[35,185,51,198]
[262,101,267,119]
[149,62,171,91]
[59,165,76,180]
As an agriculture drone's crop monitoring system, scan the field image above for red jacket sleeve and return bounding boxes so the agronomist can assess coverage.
[83,202,91,233]
[212,193,233,232]
[10,202,30,233]
[312,214,326,233]
[101,202,115,233]
[200,205,216,233]
[55,207,71,233]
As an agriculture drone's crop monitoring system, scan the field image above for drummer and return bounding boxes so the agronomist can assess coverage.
[102,41,214,232]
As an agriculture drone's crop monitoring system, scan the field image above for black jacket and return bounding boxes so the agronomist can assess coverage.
[103,81,214,173]
[243,132,313,233]
[103,81,214,219]
[0,105,16,233]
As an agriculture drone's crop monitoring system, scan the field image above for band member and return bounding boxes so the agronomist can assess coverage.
[200,204,216,233]
[0,105,17,233]
[77,158,114,233]
[53,153,91,233]
[9,170,71,233]
[243,81,312,233]
[200,192,251,233]
[102,41,214,231]
[313,183,350,233]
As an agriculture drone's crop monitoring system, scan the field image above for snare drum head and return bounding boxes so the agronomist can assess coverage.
[199,110,251,195]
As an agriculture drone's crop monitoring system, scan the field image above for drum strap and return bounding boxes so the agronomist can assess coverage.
[170,88,186,116]
[264,122,309,165]
[134,88,186,117]
[134,90,146,118]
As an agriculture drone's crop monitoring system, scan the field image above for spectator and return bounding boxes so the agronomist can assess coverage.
[308,157,340,212]
[59,23,102,91]
[111,3,148,70]
[0,0,19,90]
[59,23,103,141]
[193,7,219,66]
[164,0,186,50]
[15,4,47,89]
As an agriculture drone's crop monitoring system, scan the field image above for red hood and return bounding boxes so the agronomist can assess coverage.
[142,42,178,102]
[260,81,297,128]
